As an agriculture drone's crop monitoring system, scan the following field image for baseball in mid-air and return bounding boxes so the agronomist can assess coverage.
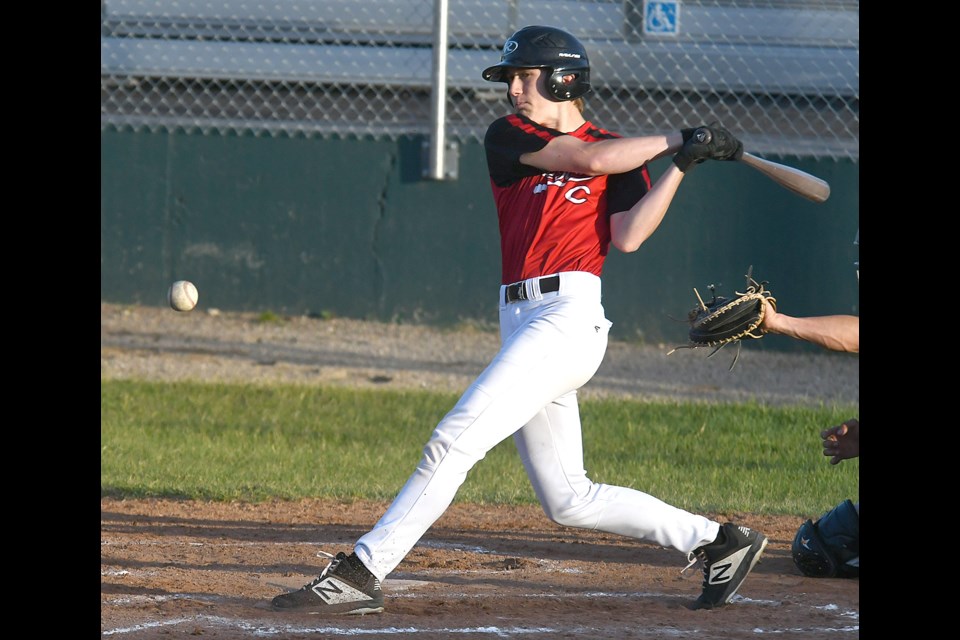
[168,280,199,312]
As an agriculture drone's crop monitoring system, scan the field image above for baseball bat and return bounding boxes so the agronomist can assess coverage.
[739,152,831,204]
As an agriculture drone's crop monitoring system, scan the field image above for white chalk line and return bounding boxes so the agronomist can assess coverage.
[102,613,859,637]
[102,590,859,637]
[102,538,858,636]
[103,616,567,636]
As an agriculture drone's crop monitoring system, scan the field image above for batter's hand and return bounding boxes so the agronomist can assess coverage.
[821,418,859,465]
[672,127,712,172]
[673,123,743,172]
[705,123,743,161]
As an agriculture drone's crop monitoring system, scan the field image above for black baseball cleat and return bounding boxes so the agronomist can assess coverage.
[685,523,768,610]
[272,551,384,615]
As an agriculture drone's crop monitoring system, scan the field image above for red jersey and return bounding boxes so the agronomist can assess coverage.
[484,114,651,284]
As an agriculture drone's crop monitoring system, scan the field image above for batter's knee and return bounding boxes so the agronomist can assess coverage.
[539,496,601,529]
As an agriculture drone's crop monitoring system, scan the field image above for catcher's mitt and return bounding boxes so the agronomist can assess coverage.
[668,268,776,370]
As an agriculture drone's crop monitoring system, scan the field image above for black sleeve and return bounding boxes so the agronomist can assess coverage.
[483,115,557,187]
[605,166,652,214]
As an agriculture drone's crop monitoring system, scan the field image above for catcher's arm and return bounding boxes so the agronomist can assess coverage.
[759,300,859,353]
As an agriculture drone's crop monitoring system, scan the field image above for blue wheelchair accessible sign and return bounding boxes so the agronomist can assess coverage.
[643,1,679,36]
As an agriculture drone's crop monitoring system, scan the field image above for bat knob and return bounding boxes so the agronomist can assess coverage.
[695,128,712,144]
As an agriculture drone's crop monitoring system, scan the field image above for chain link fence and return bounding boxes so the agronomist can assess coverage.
[101,0,858,161]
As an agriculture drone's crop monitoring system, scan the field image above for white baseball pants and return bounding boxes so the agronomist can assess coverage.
[356,271,719,580]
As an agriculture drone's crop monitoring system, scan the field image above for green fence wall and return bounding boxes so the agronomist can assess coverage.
[101,129,858,352]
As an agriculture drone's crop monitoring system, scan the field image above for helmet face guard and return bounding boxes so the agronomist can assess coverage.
[792,499,859,579]
[792,519,838,577]
[482,26,592,101]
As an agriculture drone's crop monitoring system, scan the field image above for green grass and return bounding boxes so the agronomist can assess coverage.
[101,380,858,517]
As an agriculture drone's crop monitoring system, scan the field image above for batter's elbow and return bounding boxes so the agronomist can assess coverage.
[611,236,643,253]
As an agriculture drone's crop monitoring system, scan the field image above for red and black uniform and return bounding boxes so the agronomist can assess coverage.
[484,113,651,283]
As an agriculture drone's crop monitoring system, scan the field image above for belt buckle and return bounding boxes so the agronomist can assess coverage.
[506,280,527,304]
[515,281,527,301]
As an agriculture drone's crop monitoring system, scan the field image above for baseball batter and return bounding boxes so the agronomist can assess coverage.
[271,25,767,615]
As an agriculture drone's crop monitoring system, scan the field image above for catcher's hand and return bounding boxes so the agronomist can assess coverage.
[668,268,776,369]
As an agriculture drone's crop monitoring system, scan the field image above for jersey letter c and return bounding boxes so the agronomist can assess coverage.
[565,185,591,204]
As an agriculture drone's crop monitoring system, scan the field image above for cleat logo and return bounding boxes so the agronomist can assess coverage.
[706,545,752,585]
[311,578,373,604]
[311,578,344,600]
[708,561,733,584]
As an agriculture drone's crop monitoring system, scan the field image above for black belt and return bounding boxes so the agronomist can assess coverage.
[504,275,560,303]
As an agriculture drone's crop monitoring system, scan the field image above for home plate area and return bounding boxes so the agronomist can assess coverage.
[100,499,859,639]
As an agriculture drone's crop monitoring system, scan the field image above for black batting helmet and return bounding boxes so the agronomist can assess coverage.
[482,26,592,101]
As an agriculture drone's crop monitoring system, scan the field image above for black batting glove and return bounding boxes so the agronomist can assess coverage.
[705,123,744,161]
[673,127,712,173]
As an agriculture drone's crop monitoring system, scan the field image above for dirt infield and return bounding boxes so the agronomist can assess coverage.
[101,499,858,639]
[100,303,859,638]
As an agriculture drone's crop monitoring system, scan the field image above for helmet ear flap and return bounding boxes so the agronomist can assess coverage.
[549,71,571,100]
[547,69,590,101]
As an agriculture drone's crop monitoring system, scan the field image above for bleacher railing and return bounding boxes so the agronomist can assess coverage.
[101,0,859,162]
